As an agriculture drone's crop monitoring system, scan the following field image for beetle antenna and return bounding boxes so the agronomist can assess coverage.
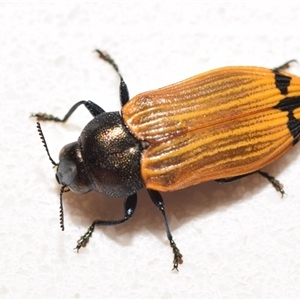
[36,122,57,167]
[59,186,65,231]
[37,122,66,230]
[59,186,70,231]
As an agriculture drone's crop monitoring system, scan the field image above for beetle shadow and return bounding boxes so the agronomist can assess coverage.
[62,144,300,249]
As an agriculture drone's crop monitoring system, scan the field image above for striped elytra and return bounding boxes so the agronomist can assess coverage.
[122,66,300,191]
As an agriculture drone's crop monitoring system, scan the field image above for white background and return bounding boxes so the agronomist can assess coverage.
[1,1,300,298]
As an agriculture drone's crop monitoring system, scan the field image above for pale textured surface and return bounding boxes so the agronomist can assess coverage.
[1,2,300,298]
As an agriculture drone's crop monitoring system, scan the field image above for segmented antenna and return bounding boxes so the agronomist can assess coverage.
[59,187,65,231]
[36,122,57,167]
[37,122,66,231]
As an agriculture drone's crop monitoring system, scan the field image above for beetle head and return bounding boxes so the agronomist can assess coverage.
[56,142,92,194]
[37,122,92,231]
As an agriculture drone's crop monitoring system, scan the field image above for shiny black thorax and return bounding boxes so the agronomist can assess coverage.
[57,112,144,197]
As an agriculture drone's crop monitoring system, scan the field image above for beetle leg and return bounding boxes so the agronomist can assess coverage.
[216,173,255,184]
[257,170,285,197]
[147,189,183,271]
[273,60,298,72]
[95,49,130,107]
[216,171,285,197]
[119,77,130,106]
[31,100,105,122]
[84,100,106,116]
[74,193,137,251]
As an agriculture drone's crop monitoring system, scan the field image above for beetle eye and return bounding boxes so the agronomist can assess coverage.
[56,159,77,186]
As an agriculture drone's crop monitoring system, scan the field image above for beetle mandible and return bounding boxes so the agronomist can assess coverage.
[33,50,300,270]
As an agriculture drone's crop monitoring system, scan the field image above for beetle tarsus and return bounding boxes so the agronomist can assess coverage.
[31,112,63,122]
[170,239,183,271]
[217,171,286,197]
[95,49,119,72]
[273,60,298,72]
[258,170,286,197]
[75,224,95,251]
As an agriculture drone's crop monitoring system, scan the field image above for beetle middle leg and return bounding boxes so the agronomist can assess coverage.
[32,49,130,122]
[75,193,137,250]
[216,170,285,197]
[95,49,130,106]
[147,189,183,271]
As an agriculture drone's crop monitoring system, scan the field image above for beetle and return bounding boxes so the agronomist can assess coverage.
[33,50,300,271]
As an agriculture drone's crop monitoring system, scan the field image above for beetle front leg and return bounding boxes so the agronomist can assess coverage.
[32,100,105,122]
[147,189,183,271]
[75,193,137,251]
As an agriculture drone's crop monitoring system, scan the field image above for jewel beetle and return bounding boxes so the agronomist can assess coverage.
[33,50,300,271]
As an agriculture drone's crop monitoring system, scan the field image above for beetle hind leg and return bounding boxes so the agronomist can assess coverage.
[273,60,298,72]
[147,189,183,271]
[257,170,285,197]
[216,172,255,184]
[75,193,138,251]
[216,170,285,197]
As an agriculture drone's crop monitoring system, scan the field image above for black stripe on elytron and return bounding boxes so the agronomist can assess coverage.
[273,71,292,95]
[274,96,300,145]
